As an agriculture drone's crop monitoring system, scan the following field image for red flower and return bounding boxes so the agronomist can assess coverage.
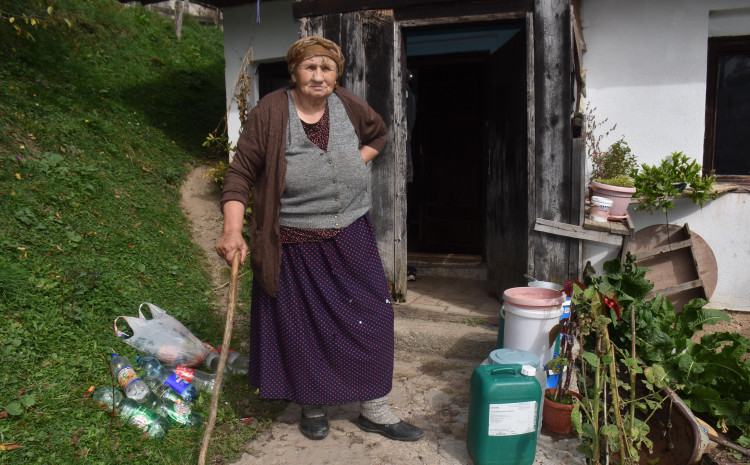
[604,296,622,321]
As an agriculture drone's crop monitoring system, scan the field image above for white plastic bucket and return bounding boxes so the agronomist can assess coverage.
[501,287,565,366]
[589,195,613,222]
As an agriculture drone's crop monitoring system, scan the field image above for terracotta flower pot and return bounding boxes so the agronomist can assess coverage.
[590,181,636,219]
[542,388,582,435]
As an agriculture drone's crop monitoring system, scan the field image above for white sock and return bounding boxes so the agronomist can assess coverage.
[360,395,400,424]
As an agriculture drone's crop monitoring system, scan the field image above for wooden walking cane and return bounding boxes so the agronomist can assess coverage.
[198,253,240,465]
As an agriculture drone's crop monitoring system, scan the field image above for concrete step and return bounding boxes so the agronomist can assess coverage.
[408,253,487,280]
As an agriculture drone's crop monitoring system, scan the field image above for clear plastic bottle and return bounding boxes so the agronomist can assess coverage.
[117,398,171,439]
[202,343,220,372]
[91,386,123,408]
[110,353,152,404]
[217,346,250,376]
[143,393,202,428]
[163,364,216,392]
[143,376,190,406]
[136,356,199,403]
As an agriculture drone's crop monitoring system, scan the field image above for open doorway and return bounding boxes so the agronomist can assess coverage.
[404,23,524,262]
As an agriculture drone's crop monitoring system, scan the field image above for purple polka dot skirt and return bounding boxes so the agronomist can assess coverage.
[248,215,394,404]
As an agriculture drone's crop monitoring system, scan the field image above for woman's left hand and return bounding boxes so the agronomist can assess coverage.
[360,145,380,164]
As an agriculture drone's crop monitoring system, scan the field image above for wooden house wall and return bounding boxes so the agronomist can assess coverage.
[302,11,409,300]
[296,0,581,296]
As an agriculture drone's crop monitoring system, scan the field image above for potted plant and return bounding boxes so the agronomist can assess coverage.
[543,288,582,435]
[632,151,718,214]
[584,108,639,219]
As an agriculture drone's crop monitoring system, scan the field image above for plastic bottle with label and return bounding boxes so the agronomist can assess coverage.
[143,376,190,406]
[109,353,153,404]
[117,398,171,439]
[91,386,170,439]
[136,356,199,403]
[162,364,216,392]
[144,393,202,428]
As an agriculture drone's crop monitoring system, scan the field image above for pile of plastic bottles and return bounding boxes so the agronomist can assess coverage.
[92,344,250,439]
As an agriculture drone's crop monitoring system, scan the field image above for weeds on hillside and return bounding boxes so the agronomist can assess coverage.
[0,1,284,463]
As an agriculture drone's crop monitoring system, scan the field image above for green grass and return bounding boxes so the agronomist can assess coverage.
[0,1,285,463]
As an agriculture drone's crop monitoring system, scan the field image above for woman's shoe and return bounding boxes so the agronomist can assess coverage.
[300,413,329,440]
[356,414,424,441]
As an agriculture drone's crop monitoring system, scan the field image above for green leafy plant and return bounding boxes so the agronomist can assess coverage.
[562,258,674,464]
[590,139,637,187]
[566,255,750,464]
[632,151,718,213]
[608,288,750,446]
[584,106,638,187]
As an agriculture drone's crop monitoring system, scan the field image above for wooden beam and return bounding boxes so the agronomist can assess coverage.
[646,279,706,300]
[633,239,693,261]
[534,218,624,247]
[530,0,574,284]
[293,0,532,19]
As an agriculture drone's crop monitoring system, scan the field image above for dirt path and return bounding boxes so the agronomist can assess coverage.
[180,165,227,295]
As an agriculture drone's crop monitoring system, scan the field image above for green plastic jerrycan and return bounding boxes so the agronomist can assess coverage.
[466,364,542,465]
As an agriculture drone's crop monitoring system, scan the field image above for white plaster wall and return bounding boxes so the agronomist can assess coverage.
[222,0,299,150]
[580,0,750,311]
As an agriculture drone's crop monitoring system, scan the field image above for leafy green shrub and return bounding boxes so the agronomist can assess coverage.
[203,160,228,189]
[632,151,718,213]
[603,256,750,446]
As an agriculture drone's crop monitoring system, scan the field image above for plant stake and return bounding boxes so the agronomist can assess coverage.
[198,253,240,465]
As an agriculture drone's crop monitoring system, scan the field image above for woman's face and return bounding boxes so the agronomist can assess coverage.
[292,56,338,101]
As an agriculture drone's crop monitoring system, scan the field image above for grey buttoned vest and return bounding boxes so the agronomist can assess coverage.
[279,91,372,229]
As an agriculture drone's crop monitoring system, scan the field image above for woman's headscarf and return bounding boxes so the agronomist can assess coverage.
[286,37,345,80]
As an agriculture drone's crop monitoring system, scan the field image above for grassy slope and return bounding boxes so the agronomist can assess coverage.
[0,1,282,462]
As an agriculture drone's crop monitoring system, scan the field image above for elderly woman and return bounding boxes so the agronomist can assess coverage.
[216,37,423,442]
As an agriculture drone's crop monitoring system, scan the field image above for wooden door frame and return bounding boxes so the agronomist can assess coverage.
[397,12,535,293]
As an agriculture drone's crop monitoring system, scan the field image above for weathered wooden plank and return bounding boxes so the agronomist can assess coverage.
[391,21,408,301]
[355,10,399,298]
[535,218,623,246]
[293,0,532,18]
[530,0,573,283]
[634,239,693,261]
[569,136,584,279]
[397,11,525,27]
[525,11,536,284]
[582,216,633,236]
[394,1,532,21]
[645,279,706,300]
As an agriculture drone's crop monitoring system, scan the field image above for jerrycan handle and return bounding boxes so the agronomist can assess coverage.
[489,367,517,377]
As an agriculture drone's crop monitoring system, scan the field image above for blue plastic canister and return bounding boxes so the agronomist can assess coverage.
[466,363,542,465]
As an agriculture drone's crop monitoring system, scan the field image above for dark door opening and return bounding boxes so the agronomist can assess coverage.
[406,53,488,255]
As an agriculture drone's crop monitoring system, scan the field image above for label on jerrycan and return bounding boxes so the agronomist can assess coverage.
[488,401,537,436]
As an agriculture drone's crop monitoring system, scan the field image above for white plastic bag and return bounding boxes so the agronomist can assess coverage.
[114,302,209,367]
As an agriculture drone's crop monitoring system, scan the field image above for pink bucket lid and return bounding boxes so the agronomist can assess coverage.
[502,286,565,309]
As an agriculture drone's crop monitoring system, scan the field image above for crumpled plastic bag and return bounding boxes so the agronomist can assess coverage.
[114,302,209,367]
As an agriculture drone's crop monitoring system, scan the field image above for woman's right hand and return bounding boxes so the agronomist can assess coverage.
[216,200,249,267]
[215,231,248,267]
